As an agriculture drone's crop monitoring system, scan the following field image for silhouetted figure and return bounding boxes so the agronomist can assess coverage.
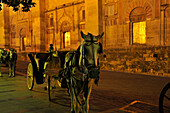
[48,44,54,60]
[49,44,54,53]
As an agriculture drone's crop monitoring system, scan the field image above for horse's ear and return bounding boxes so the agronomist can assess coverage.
[101,32,104,37]
[81,31,86,39]
[97,32,104,39]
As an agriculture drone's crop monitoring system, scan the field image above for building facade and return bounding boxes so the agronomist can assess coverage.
[0,0,170,51]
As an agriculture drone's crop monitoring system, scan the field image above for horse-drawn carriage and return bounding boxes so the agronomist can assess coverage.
[0,48,17,77]
[27,50,69,99]
[27,31,104,113]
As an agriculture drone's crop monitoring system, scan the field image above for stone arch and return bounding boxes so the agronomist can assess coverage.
[78,6,85,12]
[125,0,153,21]
[60,21,72,32]
[129,7,146,22]
[58,16,72,32]
[165,7,170,17]
[58,9,73,32]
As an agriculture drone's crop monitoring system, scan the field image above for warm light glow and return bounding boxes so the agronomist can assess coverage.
[1,3,3,9]
[24,37,26,46]
[133,21,146,44]
[64,32,70,47]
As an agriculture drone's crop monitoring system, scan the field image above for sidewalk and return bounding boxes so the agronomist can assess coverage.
[15,60,30,76]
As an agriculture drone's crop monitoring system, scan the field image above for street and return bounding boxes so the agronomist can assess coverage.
[0,60,170,113]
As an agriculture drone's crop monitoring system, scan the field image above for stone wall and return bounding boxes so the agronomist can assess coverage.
[100,46,170,77]
[17,46,170,77]
[17,52,30,61]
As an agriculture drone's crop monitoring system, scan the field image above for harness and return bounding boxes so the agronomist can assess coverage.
[80,37,101,70]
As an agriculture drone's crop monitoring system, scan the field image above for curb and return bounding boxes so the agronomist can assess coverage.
[15,71,27,77]
[101,69,170,78]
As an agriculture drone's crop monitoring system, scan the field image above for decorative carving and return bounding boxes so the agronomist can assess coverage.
[61,21,71,32]
[58,9,73,32]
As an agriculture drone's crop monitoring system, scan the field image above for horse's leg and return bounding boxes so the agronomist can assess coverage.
[83,80,93,113]
[73,90,80,113]
[71,89,75,113]
[14,61,16,76]
[70,77,75,113]
[12,61,15,77]
[8,62,11,77]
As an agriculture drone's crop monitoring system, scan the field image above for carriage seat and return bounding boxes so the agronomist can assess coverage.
[35,53,50,62]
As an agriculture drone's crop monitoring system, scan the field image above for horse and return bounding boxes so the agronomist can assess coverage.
[0,48,8,77]
[0,48,17,77]
[8,49,17,77]
[60,31,104,113]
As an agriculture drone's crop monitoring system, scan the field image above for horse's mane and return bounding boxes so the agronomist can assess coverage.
[57,51,70,68]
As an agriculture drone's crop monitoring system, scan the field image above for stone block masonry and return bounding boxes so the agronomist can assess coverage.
[100,46,170,77]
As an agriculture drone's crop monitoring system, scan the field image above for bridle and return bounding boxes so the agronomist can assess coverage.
[81,35,101,73]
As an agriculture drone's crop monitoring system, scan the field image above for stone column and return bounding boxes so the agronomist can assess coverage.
[85,0,103,36]
[40,0,46,51]
[0,5,5,48]
[3,4,10,49]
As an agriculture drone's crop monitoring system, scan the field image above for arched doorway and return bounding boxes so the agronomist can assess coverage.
[60,21,71,49]
[130,7,146,45]
[63,31,70,48]
[19,28,26,51]
[22,37,26,51]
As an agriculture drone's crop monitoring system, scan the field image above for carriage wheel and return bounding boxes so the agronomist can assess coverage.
[27,63,34,90]
[57,80,61,87]
[159,83,170,113]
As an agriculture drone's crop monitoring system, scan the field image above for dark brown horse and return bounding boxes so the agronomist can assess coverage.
[61,31,104,113]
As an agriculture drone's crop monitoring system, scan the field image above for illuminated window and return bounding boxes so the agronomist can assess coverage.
[133,21,146,44]
[22,37,26,50]
[0,3,3,10]
[50,13,54,27]
[82,10,85,20]
[50,17,53,26]
[24,37,26,46]
[64,32,70,48]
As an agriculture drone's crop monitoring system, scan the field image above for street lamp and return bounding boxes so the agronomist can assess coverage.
[104,15,108,48]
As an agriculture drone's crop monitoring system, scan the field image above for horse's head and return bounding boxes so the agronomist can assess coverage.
[79,31,104,79]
